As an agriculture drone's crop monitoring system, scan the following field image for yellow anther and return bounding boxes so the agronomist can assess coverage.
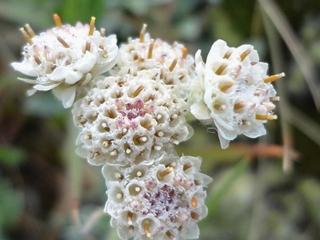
[147,40,154,59]
[52,13,62,27]
[139,24,147,42]
[88,16,96,36]
[240,49,251,61]
[256,114,278,121]
[19,27,32,44]
[215,63,227,75]
[57,36,69,48]
[157,167,173,180]
[264,72,285,83]
[24,24,35,37]
[169,58,178,72]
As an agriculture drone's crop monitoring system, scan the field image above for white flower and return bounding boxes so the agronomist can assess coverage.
[11,15,118,108]
[73,71,192,166]
[111,24,196,98]
[103,153,211,240]
[191,39,284,149]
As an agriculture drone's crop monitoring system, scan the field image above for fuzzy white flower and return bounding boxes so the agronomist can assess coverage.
[112,24,196,98]
[11,15,118,108]
[191,39,284,149]
[73,70,192,166]
[103,153,212,240]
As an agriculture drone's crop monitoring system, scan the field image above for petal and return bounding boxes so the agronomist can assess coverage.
[48,66,69,81]
[65,70,83,84]
[190,102,211,120]
[11,62,38,77]
[52,85,76,108]
[33,82,60,91]
[17,77,37,84]
[180,222,200,239]
[217,133,230,149]
[74,52,97,73]
[206,39,229,64]
[243,124,266,138]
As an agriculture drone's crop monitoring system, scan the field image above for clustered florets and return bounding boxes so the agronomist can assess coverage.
[12,14,284,240]
[191,39,284,148]
[73,71,191,166]
[11,15,118,108]
[103,154,211,240]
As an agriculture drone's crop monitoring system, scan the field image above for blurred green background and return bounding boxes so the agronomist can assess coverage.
[0,0,320,239]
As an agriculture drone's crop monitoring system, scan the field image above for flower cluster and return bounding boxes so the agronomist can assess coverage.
[103,154,211,240]
[12,14,284,240]
[11,15,118,108]
[191,39,284,148]
[73,71,191,166]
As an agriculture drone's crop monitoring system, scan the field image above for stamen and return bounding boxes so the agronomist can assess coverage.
[234,101,245,112]
[85,41,91,52]
[114,172,122,180]
[116,192,123,200]
[134,186,141,193]
[88,16,96,36]
[57,36,69,48]
[219,81,234,92]
[157,167,173,180]
[223,50,232,59]
[101,122,108,130]
[102,140,109,147]
[264,72,285,83]
[191,196,198,208]
[84,134,91,140]
[270,96,280,101]
[19,27,32,44]
[110,150,118,156]
[127,212,134,225]
[139,24,147,42]
[256,114,278,121]
[182,47,188,59]
[34,56,41,64]
[183,163,192,171]
[191,211,199,220]
[52,13,62,27]
[100,27,106,36]
[24,24,35,37]
[156,131,164,137]
[136,171,143,177]
[147,40,154,59]
[169,58,178,72]
[139,136,148,143]
[240,49,251,61]
[215,63,227,75]
[132,85,144,97]
[156,114,162,120]
[125,148,132,154]
[143,220,152,238]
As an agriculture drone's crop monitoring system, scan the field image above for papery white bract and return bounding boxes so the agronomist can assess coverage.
[103,154,211,240]
[191,39,284,149]
[73,70,192,166]
[11,17,118,108]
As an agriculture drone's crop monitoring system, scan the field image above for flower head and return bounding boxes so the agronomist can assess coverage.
[112,24,195,98]
[73,71,192,166]
[191,39,284,148]
[11,15,118,108]
[103,154,211,240]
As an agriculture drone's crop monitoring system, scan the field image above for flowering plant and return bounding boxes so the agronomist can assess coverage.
[11,14,284,240]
